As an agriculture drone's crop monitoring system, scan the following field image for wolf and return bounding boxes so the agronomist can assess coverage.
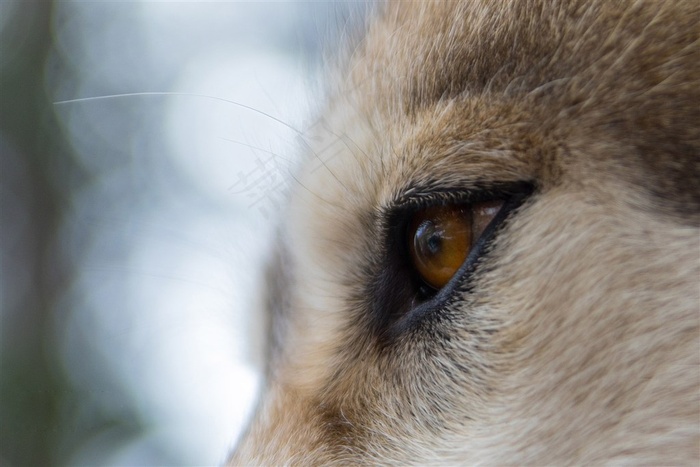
[230,1,700,464]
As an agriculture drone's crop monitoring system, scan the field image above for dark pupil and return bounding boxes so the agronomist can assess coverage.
[418,221,443,256]
[427,232,441,254]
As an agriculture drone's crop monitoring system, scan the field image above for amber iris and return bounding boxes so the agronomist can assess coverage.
[408,200,503,290]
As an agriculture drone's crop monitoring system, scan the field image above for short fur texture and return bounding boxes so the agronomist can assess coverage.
[230,1,700,465]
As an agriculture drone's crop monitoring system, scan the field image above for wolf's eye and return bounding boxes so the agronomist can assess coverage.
[408,201,503,290]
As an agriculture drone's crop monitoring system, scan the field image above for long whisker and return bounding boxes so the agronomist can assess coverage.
[53,91,303,135]
[218,137,295,163]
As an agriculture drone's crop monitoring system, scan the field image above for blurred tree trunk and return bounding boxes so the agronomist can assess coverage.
[0,1,78,464]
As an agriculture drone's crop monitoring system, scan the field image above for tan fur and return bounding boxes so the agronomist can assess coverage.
[230,1,700,465]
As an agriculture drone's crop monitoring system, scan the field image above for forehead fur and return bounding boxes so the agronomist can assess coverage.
[326,0,700,219]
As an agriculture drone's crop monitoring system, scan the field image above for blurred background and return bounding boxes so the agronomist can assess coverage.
[0,1,367,465]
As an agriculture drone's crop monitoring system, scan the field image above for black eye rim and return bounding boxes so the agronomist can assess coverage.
[369,181,534,341]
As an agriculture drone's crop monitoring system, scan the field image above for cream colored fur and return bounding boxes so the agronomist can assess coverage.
[230,1,700,465]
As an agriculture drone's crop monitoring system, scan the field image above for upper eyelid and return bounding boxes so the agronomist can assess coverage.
[388,180,535,213]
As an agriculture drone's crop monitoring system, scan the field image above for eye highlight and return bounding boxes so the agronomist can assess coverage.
[408,200,504,290]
